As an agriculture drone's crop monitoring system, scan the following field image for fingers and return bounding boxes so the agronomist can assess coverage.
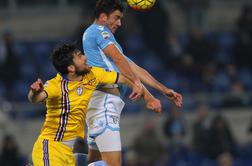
[175,100,182,108]
[174,93,183,107]
[38,79,44,88]
[129,91,142,101]
[30,78,44,93]
[146,99,162,113]
[129,84,143,101]
[154,100,162,113]
[166,91,183,108]
[153,104,162,113]
[134,80,143,91]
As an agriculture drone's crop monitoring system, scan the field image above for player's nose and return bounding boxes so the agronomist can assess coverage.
[83,55,87,63]
[117,20,122,27]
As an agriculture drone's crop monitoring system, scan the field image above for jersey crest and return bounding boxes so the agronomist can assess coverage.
[76,86,83,96]
[101,31,110,39]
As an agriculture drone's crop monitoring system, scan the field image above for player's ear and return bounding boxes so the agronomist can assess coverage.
[100,13,108,22]
[67,65,75,73]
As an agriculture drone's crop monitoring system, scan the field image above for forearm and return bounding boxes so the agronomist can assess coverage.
[114,57,139,83]
[27,90,45,103]
[142,85,155,102]
[132,63,169,92]
[142,85,162,113]
[119,75,153,102]
[104,44,140,83]
[28,90,37,103]
[141,70,167,92]
[117,73,143,101]
[118,74,136,90]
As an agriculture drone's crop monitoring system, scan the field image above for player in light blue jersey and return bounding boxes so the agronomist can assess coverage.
[83,0,183,165]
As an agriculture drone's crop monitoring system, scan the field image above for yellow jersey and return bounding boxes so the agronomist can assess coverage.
[39,67,119,141]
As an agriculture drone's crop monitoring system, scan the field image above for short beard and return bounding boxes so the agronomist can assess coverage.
[75,67,91,76]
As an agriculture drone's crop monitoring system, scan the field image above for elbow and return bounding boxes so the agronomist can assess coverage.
[30,100,37,104]
[27,95,32,103]
[28,98,35,103]
[28,96,37,104]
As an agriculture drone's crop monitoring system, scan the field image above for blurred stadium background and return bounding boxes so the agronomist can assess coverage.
[0,0,252,165]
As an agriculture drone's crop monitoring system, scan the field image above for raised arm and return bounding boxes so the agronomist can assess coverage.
[129,62,183,108]
[28,78,47,103]
[103,44,143,99]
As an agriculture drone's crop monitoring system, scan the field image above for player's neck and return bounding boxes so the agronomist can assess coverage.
[66,74,83,82]
[94,19,106,26]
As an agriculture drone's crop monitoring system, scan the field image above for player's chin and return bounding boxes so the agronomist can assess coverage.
[86,66,92,72]
[84,64,91,69]
[112,28,118,33]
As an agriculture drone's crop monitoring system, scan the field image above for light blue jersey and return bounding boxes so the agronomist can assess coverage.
[83,24,129,150]
[83,23,130,96]
[83,23,125,73]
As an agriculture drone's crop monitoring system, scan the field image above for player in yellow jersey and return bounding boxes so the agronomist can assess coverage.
[28,44,157,166]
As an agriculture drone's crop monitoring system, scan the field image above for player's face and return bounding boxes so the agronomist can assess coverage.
[72,51,91,76]
[106,10,123,33]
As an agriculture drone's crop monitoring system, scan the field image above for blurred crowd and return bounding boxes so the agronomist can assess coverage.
[0,134,27,166]
[122,103,252,166]
[2,103,252,166]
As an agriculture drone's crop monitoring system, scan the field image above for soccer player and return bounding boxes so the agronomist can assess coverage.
[28,43,153,166]
[82,0,183,166]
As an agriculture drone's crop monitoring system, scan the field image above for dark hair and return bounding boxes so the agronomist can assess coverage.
[94,0,125,18]
[51,43,79,75]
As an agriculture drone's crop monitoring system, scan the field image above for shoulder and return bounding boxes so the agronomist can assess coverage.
[86,24,105,34]
[90,66,104,75]
[89,67,110,80]
[89,25,112,38]
[90,67,116,81]
[91,66,112,73]
[44,74,62,88]
[82,68,99,86]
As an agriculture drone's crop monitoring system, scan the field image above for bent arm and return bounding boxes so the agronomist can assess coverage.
[27,78,47,103]
[28,90,47,103]
[103,44,140,85]
[129,62,183,107]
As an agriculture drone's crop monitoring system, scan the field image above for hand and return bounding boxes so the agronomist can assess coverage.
[129,80,143,101]
[164,89,183,108]
[30,78,44,94]
[146,97,162,113]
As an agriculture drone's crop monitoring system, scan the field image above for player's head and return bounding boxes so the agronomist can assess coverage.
[52,43,91,76]
[94,0,125,33]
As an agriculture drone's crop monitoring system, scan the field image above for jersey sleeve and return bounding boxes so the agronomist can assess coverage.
[96,31,114,50]
[43,79,59,99]
[92,67,119,84]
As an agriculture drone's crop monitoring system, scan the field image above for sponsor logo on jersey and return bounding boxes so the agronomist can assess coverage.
[101,31,110,39]
[76,86,83,96]
[88,78,97,86]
